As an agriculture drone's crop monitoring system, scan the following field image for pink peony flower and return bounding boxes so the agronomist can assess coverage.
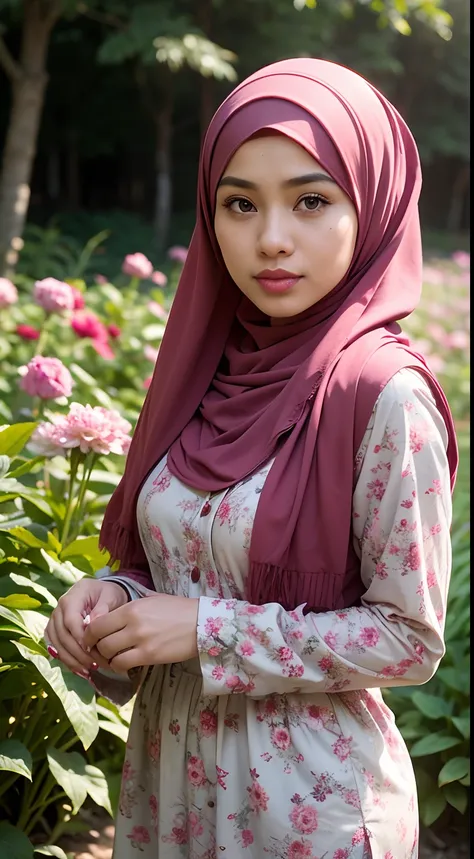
[94,274,108,285]
[20,356,73,400]
[53,402,132,455]
[143,376,152,390]
[16,324,40,341]
[271,727,291,750]
[34,278,74,313]
[127,825,150,844]
[168,245,188,264]
[107,323,121,338]
[122,252,153,279]
[289,803,319,834]
[70,286,85,310]
[151,270,168,286]
[28,420,69,457]
[148,300,168,321]
[187,755,207,787]
[445,330,469,350]
[452,250,470,269]
[0,277,18,308]
[247,780,269,812]
[199,709,218,737]
[288,838,315,859]
[71,310,107,341]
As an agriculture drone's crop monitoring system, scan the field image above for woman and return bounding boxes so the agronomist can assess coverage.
[46,58,458,859]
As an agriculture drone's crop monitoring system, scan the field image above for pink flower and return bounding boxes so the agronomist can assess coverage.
[107,323,121,338]
[204,616,224,636]
[277,646,294,662]
[187,811,203,837]
[199,709,218,737]
[352,827,366,845]
[149,794,158,815]
[452,250,470,269]
[16,324,40,341]
[28,420,69,456]
[187,755,207,787]
[445,330,469,350]
[34,278,74,313]
[151,270,168,286]
[0,277,18,308]
[71,310,108,340]
[334,850,350,859]
[247,780,269,812]
[242,829,254,847]
[359,627,380,647]
[407,542,421,570]
[94,274,108,284]
[144,344,159,363]
[288,839,315,859]
[289,803,319,834]
[148,300,168,321]
[332,735,353,762]
[168,245,188,264]
[122,252,153,279]
[271,727,291,750]
[20,356,73,400]
[236,639,255,657]
[127,825,150,844]
[52,402,132,455]
[211,665,225,680]
[143,376,152,389]
[70,286,85,309]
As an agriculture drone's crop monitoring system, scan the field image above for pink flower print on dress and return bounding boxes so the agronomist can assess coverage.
[277,646,294,663]
[199,708,218,737]
[127,825,151,849]
[271,727,291,751]
[409,425,425,454]
[288,839,316,859]
[247,778,269,812]
[359,627,380,647]
[406,542,421,570]
[204,616,224,636]
[289,803,319,834]
[211,665,225,681]
[333,850,350,859]
[352,826,367,845]
[241,829,254,848]
[187,755,207,787]
[187,811,204,837]
[236,639,255,657]
[332,735,353,762]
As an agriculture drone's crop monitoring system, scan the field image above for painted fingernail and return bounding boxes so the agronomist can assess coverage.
[47,645,58,659]
[91,662,99,671]
[74,670,90,680]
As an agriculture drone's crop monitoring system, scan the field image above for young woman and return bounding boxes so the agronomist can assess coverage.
[46,58,458,858]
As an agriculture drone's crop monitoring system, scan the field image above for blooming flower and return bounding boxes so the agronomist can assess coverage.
[28,420,69,456]
[71,310,107,340]
[0,277,18,308]
[168,245,188,264]
[94,274,108,284]
[70,286,85,310]
[16,324,40,341]
[143,376,152,390]
[289,803,319,834]
[107,323,121,338]
[144,344,159,363]
[20,356,73,400]
[148,300,168,321]
[122,252,153,279]
[452,250,470,269]
[33,278,74,313]
[53,402,132,455]
[151,270,168,286]
[247,780,269,812]
[271,726,291,750]
[288,839,315,859]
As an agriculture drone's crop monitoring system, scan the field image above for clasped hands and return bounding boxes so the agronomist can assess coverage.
[44,579,199,678]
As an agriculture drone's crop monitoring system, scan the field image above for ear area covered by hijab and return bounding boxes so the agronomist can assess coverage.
[100,58,458,613]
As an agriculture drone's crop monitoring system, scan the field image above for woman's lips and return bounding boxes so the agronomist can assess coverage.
[255,275,302,294]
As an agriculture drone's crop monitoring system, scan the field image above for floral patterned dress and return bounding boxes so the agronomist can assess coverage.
[105,369,452,859]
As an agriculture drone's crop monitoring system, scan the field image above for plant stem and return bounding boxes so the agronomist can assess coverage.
[70,453,97,541]
[34,314,50,356]
[60,448,82,547]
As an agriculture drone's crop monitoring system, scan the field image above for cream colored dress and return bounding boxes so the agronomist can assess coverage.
[104,370,452,859]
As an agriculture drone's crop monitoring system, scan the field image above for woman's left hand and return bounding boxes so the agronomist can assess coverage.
[83,594,199,674]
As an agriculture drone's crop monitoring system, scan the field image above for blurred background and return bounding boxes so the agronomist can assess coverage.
[0,3,470,858]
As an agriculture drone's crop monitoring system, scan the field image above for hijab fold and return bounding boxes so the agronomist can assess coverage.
[100,59,458,613]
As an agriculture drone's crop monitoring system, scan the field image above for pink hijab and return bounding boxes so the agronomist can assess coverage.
[100,59,458,612]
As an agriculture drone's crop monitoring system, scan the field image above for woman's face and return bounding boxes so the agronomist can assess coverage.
[214,134,358,322]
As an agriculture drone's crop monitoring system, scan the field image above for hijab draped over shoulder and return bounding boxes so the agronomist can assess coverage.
[100,58,458,613]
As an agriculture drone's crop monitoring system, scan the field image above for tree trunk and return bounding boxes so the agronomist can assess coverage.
[197,0,215,140]
[0,0,61,275]
[446,164,469,234]
[153,90,173,253]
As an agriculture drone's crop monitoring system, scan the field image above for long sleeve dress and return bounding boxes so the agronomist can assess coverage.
[102,369,452,859]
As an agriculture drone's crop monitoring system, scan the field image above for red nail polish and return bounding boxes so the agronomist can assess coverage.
[47,645,58,659]
[91,662,99,671]
[73,670,90,680]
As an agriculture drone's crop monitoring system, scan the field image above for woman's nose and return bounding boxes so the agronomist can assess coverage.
[257,211,295,257]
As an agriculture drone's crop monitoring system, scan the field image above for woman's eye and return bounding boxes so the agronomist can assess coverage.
[228,198,255,213]
[297,194,325,211]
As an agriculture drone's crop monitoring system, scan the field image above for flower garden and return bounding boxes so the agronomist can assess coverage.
[0,246,469,856]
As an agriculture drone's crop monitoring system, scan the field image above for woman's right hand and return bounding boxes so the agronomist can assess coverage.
[44,579,129,678]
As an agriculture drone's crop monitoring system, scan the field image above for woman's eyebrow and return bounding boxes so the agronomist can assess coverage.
[217,172,337,190]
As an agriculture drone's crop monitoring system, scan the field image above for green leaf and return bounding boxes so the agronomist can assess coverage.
[0,594,41,610]
[0,423,37,457]
[47,748,87,814]
[438,757,470,786]
[437,666,470,695]
[7,456,45,479]
[34,847,68,859]
[60,535,108,569]
[443,781,468,814]
[0,822,34,859]
[98,719,129,743]
[9,573,57,608]
[420,789,447,827]
[411,691,452,719]
[47,748,112,816]
[452,717,470,739]
[9,525,61,554]
[0,455,10,477]
[142,323,166,341]
[40,550,85,585]
[410,732,462,757]
[0,739,33,780]
[13,642,98,749]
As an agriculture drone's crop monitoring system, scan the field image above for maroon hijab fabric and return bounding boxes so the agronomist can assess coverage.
[100,59,458,612]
